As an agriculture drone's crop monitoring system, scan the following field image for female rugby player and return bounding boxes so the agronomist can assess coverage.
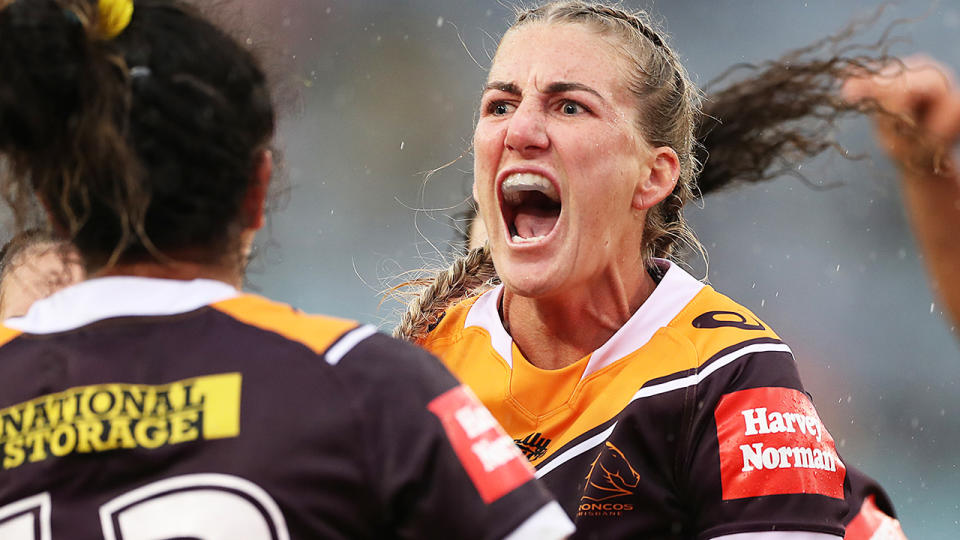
[0,1,571,538]
[398,2,909,537]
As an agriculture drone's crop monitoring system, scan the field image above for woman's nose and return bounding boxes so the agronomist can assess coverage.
[504,101,549,153]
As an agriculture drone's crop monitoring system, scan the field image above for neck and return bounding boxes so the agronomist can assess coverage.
[502,264,658,370]
[95,260,243,289]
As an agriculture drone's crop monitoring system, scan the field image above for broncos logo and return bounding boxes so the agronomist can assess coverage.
[581,441,640,502]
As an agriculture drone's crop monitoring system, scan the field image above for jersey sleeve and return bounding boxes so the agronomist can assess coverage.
[331,328,572,540]
[842,467,906,539]
[681,341,849,539]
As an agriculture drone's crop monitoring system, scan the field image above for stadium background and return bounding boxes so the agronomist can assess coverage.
[224,0,953,536]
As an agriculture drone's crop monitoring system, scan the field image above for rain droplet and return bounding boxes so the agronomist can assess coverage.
[400,141,405,150]
[436,16,444,27]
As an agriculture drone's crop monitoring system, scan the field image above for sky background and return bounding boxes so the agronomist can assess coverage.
[224,1,959,535]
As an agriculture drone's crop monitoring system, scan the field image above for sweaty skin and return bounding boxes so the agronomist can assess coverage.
[473,23,679,369]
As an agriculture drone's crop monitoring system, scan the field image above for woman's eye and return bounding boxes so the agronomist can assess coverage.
[561,101,583,115]
[486,101,513,116]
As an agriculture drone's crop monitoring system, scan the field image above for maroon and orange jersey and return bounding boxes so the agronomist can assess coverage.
[0,277,571,539]
[421,260,903,539]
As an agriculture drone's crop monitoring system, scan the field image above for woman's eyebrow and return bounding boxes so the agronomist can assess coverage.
[483,81,521,95]
[483,80,606,103]
[543,81,604,101]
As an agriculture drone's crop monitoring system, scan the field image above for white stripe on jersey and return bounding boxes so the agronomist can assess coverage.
[536,422,618,479]
[503,501,575,540]
[710,532,841,539]
[535,342,793,480]
[324,324,378,366]
[463,259,705,380]
[5,277,238,334]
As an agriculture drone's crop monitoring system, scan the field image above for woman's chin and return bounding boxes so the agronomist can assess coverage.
[497,260,569,300]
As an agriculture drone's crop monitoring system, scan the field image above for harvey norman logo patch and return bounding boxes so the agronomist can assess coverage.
[428,385,533,503]
[715,387,846,500]
[0,373,242,471]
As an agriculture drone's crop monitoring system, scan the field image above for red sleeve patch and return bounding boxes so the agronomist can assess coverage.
[715,387,846,500]
[844,495,907,540]
[428,385,534,503]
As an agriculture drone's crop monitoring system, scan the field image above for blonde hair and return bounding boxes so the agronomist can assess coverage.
[396,1,905,341]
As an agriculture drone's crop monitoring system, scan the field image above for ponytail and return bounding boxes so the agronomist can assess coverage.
[0,0,275,272]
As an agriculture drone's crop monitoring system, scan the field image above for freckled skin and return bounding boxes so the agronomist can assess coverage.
[471,22,679,369]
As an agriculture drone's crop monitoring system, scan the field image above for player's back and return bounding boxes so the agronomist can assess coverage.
[0,277,569,539]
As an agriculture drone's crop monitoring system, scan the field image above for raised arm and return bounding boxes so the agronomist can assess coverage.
[844,56,960,331]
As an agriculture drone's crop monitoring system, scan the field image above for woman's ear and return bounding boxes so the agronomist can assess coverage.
[243,149,272,230]
[632,146,680,210]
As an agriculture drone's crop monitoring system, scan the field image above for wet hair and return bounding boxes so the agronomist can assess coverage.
[0,0,275,272]
[395,0,905,342]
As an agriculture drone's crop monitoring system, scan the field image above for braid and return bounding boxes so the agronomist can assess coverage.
[394,245,498,342]
[395,1,908,338]
[583,4,665,48]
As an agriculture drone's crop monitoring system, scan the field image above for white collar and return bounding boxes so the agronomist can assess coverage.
[464,259,705,380]
[4,276,239,334]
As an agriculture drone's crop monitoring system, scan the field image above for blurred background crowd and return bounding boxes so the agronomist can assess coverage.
[32,0,960,535]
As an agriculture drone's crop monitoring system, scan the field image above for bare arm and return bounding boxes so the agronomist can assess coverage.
[844,56,960,331]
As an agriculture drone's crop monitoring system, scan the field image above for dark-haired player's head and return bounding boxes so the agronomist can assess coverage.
[0,231,83,319]
[0,0,275,282]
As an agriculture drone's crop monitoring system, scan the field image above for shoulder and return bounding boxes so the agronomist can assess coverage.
[419,293,482,344]
[667,283,787,367]
[0,325,22,349]
[211,294,361,356]
[419,291,488,355]
[215,294,453,381]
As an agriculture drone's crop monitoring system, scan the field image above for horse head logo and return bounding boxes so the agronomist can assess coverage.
[581,441,640,502]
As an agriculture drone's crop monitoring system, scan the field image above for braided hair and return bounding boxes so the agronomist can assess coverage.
[395,0,904,342]
[0,0,274,272]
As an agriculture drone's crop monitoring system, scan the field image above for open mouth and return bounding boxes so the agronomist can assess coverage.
[500,173,561,243]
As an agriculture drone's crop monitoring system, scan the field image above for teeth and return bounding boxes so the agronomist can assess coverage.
[512,234,546,243]
[501,173,559,205]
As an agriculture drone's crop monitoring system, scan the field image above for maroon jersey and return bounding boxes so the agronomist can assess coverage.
[0,277,572,539]
[422,260,903,539]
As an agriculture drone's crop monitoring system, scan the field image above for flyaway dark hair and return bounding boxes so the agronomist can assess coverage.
[0,0,275,272]
[394,0,912,342]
